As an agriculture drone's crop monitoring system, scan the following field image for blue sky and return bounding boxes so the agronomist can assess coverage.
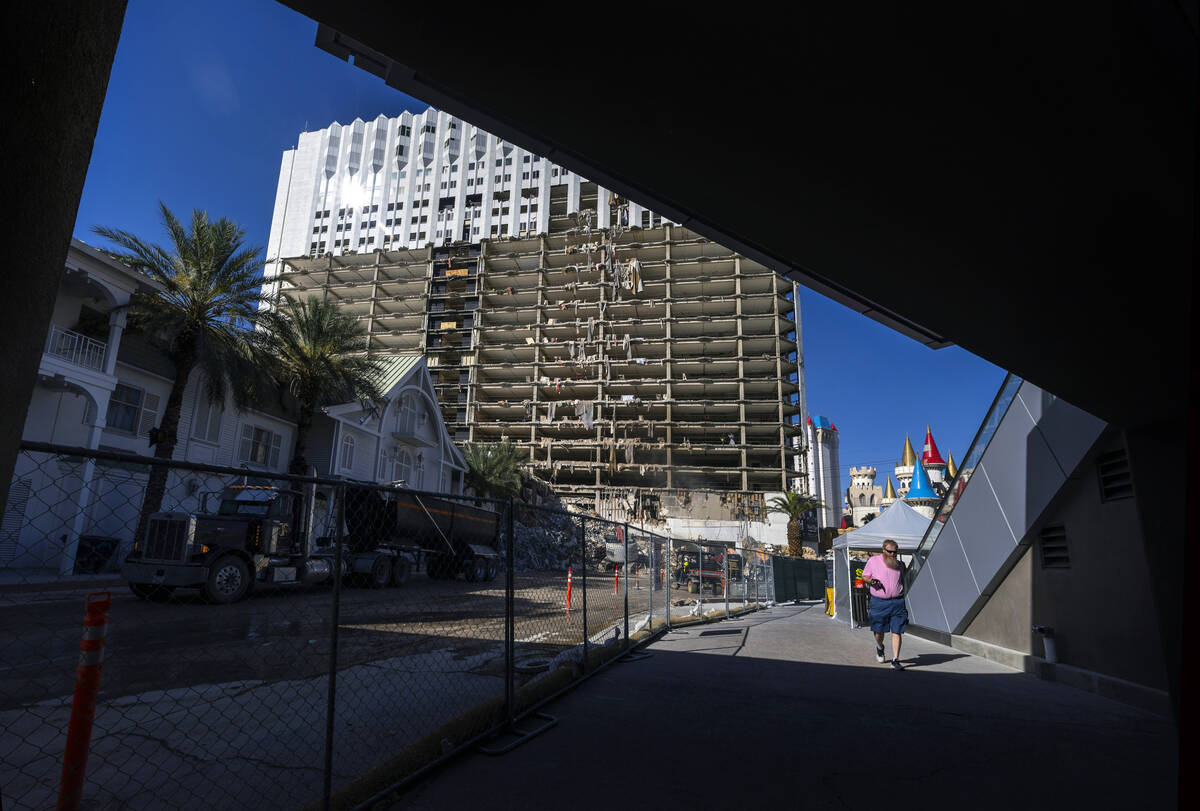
[74,0,1007,502]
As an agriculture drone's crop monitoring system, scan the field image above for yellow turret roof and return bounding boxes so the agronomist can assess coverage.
[947,451,958,478]
[900,434,917,467]
[884,477,897,499]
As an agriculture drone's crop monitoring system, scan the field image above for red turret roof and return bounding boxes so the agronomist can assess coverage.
[922,424,946,466]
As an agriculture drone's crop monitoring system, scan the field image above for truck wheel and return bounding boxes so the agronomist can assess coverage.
[130,583,175,602]
[392,557,411,586]
[687,580,699,594]
[368,555,391,588]
[426,555,445,579]
[466,557,487,583]
[202,556,251,604]
[485,559,499,581]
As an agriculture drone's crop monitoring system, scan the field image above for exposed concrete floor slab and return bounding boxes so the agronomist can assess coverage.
[396,603,1177,810]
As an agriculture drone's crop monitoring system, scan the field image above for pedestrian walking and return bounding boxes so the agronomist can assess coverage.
[862,539,908,670]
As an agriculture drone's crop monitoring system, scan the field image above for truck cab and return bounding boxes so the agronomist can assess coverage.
[121,484,327,604]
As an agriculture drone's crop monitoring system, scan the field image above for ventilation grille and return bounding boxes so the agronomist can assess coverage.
[1097,449,1133,502]
[1039,524,1069,568]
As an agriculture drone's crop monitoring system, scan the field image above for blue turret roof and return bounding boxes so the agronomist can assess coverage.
[905,461,938,500]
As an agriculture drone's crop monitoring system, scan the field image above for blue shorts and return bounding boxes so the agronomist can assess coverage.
[868,596,908,635]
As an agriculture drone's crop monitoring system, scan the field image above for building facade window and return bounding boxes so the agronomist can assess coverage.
[395,450,412,484]
[397,393,417,434]
[192,396,223,443]
[239,424,281,468]
[106,384,143,433]
[339,434,356,470]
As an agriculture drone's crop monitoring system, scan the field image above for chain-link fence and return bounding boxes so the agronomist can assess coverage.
[0,442,774,810]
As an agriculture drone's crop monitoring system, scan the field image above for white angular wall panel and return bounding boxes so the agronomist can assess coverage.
[1034,394,1107,478]
[907,559,951,632]
[923,529,980,633]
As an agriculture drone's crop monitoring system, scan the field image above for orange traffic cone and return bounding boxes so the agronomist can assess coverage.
[566,566,573,618]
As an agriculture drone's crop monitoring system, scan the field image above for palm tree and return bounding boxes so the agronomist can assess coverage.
[255,296,385,474]
[92,203,269,543]
[767,492,824,557]
[463,441,526,501]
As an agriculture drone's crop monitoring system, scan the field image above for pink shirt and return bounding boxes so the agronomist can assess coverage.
[862,555,904,599]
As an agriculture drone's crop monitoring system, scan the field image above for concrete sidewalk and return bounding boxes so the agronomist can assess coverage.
[391,603,1177,810]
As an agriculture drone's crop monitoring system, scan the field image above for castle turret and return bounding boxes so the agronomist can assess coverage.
[847,465,883,526]
[895,434,917,496]
[881,475,898,508]
[903,459,941,519]
[921,424,948,487]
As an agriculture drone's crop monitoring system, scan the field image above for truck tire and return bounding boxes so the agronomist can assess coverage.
[485,559,498,581]
[687,580,699,594]
[391,557,411,586]
[202,556,251,604]
[129,583,175,602]
[426,555,446,580]
[465,557,486,583]
[368,555,391,588]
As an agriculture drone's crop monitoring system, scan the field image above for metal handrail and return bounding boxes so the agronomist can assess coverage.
[45,325,107,371]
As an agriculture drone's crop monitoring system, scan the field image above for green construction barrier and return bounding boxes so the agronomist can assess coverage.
[772,555,827,602]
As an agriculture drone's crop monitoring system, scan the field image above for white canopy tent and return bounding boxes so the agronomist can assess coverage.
[831,500,933,626]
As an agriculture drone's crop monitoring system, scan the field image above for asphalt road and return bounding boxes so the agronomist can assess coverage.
[0,568,765,711]
[0,568,771,810]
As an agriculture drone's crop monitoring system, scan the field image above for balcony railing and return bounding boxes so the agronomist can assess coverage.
[45,325,107,371]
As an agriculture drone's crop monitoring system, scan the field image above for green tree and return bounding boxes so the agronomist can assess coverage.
[463,440,526,501]
[255,296,385,474]
[92,203,269,543]
[767,492,824,557]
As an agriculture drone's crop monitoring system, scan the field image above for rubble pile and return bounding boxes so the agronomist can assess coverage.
[512,511,628,571]
[512,510,578,571]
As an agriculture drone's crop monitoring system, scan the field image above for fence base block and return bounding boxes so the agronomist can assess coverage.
[477,712,558,756]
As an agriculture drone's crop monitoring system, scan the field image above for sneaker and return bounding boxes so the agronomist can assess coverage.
[891,658,905,671]
[876,646,886,663]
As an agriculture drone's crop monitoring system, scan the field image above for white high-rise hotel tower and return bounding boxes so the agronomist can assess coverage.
[263,109,807,513]
[265,109,670,264]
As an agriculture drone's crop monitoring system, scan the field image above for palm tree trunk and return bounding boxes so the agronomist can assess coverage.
[133,353,193,544]
[289,408,313,475]
[787,519,804,557]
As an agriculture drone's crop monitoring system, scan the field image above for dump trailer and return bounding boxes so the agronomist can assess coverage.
[122,482,500,604]
[343,487,501,583]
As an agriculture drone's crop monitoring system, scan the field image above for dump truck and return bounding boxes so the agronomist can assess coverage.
[121,481,501,603]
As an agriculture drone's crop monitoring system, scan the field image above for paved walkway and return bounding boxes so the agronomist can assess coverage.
[392,603,1177,810]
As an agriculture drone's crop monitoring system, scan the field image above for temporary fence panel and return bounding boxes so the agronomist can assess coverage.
[0,442,777,809]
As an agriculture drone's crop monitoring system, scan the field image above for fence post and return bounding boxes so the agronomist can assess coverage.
[623,523,630,648]
[504,498,515,726]
[647,535,653,632]
[665,538,671,631]
[57,591,110,811]
[322,484,344,811]
[724,545,730,619]
[580,517,588,671]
